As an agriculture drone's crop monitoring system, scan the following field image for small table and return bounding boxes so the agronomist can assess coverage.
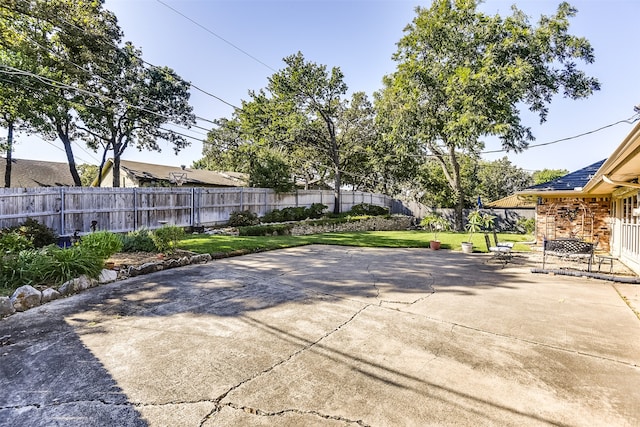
[595,254,616,273]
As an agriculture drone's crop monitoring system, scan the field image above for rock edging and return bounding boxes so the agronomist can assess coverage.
[0,253,212,318]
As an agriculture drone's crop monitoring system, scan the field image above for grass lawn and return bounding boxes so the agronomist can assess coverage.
[179,230,534,255]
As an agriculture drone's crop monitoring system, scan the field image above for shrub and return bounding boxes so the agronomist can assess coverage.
[306,203,327,219]
[517,217,535,234]
[238,224,293,236]
[80,231,123,259]
[12,218,57,248]
[0,230,33,255]
[349,203,389,216]
[119,229,158,252]
[228,210,260,227]
[261,204,328,224]
[40,246,104,285]
[0,249,46,288]
[151,225,186,253]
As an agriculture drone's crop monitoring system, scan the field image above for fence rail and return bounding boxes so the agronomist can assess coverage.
[0,187,407,235]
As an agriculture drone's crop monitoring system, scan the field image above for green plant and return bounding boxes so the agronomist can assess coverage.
[228,210,260,227]
[151,225,186,253]
[517,217,535,234]
[0,249,46,288]
[80,231,123,259]
[465,210,495,243]
[119,228,158,252]
[40,246,104,285]
[12,218,57,248]
[0,230,33,255]
[239,224,294,236]
[420,213,450,241]
[306,203,328,218]
[349,203,389,216]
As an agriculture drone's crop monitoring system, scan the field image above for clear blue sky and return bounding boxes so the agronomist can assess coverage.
[12,0,640,175]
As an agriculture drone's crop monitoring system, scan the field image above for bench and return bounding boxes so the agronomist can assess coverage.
[542,239,594,271]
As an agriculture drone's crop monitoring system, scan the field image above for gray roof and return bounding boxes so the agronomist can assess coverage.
[116,159,247,187]
[2,158,76,188]
[525,159,606,192]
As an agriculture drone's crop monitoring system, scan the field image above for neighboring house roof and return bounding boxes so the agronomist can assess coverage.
[485,194,536,208]
[92,159,247,187]
[519,159,606,196]
[3,158,75,188]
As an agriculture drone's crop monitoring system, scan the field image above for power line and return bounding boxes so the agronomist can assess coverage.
[155,0,277,73]
[2,1,239,112]
[480,114,640,154]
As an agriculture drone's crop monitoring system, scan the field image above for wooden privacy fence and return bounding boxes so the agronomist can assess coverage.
[0,187,399,236]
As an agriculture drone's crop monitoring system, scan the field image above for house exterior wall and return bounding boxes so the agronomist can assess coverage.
[610,188,640,274]
[535,196,611,252]
[97,168,137,188]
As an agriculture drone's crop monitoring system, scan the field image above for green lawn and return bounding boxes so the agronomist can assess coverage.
[180,230,534,255]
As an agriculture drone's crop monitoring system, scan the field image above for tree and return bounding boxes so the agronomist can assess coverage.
[77,43,195,187]
[532,168,568,185]
[0,0,123,186]
[247,52,349,213]
[377,0,600,229]
[477,157,533,202]
[197,53,381,208]
[77,163,99,187]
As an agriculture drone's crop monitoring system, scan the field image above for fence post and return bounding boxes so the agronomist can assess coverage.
[133,188,137,231]
[59,187,65,236]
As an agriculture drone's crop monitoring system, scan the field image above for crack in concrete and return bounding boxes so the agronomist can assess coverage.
[199,304,372,426]
[221,402,371,426]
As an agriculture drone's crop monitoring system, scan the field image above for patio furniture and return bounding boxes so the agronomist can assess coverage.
[484,233,512,263]
[542,239,594,271]
[595,254,616,273]
[492,230,514,249]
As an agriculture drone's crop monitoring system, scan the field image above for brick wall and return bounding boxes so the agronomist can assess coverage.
[536,197,611,252]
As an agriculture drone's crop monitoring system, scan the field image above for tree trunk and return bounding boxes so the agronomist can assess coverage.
[333,164,341,214]
[112,145,121,187]
[56,121,82,186]
[4,121,13,188]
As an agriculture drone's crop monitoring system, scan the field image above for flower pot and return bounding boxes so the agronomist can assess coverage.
[430,240,441,250]
[104,261,115,269]
[461,242,473,253]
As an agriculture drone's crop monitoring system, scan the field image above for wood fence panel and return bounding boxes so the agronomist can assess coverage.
[0,187,406,234]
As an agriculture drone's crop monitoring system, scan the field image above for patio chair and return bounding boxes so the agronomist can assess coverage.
[485,233,512,264]
[493,230,514,249]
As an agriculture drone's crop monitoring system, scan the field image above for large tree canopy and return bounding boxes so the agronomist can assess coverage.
[377,0,600,228]
[197,52,380,210]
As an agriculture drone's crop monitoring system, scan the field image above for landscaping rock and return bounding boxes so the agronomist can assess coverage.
[41,288,61,303]
[190,253,212,264]
[129,262,162,277]
[99,269,118,284]
[10,285,42,312]
[58,275,93,296]
[0,296,16,316]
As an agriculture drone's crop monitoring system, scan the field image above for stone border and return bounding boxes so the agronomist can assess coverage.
[0,253,212,318]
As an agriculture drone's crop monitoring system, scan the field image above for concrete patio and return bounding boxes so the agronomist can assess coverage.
[1,245,639,426]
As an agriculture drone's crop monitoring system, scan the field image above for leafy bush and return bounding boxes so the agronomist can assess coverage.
[228,210,260,227]
[0,249,46,288]
[307,203,327,218]
[517,217,535,234]
[80,231,123,259]
[261,204,328,223]
[0,230,33,255]
[40,246,104,285]
[238,224,294,236]
[151,225,186,253]
[119,228,158,252]
[348,203,389,216]
[0,246,103,289]
[12,218,57,248]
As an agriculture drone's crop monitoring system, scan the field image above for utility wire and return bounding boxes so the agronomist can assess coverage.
[155,0,277,73]
[3,1,239,112]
